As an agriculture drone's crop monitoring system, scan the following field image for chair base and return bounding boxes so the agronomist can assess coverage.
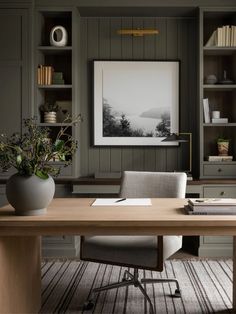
[83,268,181,314]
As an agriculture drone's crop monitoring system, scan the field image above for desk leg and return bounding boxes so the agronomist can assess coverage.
[233,236,236,311]
[0,236,41,314]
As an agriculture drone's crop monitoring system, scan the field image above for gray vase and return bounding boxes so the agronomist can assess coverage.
[6,173,55,216]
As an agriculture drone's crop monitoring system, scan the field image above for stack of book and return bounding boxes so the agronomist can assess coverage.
[212,118,228,123]
[52,72,65,85]
[37,65,54,85]
[205,25,236,47]
[208,155,233,162]
[185,198,236,215]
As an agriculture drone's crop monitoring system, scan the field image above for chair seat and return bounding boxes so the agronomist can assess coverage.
[81,236,182,269]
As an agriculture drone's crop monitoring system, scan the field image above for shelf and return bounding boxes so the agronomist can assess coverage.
[203,47,236,55]
[204,123,236,127]
[203,84,236,91]
[38,46,72,55]
[37,85,72,89]
[203,161,236,165]
[38,123,72,127]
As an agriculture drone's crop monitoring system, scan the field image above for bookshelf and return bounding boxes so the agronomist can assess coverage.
[200,8,236,179]
[35,8,79,179]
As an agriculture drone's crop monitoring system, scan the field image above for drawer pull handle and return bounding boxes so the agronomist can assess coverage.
[218,168,222,172]
[220,191,225,196]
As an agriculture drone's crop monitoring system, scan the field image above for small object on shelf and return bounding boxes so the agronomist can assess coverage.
[56,100,72,122]
[205,75,217,85]
[40,102,59,123]
[217,137,230,156]
[212,111,220,119]
[208,155,233,162]
[50,25,68,47]
[203,98,210,123]
[52,72,65,85]
[212,118,228,123]
[218,70,234,85]
[37,65,54,85]
[44,112,57,123]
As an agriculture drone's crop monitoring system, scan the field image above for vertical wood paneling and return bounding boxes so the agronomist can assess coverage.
[110,18,122,172]
[189,18,198,177]
[132,18,145,171]
[143,18,156,171]
[166,19,179,172]
[155,18,167,171]
[87,18,100,175]
[121,17,133,171]
[177,19,188,171]
[98,18,111,173]
[80,19,89,176]
[80,16,197,177]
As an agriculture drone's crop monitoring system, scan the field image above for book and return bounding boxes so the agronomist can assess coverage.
[211,118,228,123]
[188,198,236,207]
[208,155,233,162]
[185,205,236,215]
[203,98,210,123]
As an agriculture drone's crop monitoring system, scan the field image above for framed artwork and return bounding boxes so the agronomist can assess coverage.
[93,60,179,146]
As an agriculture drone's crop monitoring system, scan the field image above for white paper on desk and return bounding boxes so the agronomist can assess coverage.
[92,198,152,206]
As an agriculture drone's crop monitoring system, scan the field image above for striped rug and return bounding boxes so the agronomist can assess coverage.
[40,260,233,314]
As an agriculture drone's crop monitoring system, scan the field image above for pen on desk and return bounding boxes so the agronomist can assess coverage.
[115,198,126,203]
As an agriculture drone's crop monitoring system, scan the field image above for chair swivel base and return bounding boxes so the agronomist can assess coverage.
[83,268,181,314]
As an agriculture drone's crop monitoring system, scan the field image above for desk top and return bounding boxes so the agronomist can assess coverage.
[1,198,236,236]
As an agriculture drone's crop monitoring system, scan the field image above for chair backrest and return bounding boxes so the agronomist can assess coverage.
[120,171,187,198]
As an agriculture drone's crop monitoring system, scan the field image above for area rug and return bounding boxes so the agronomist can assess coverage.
[40,260,233,314]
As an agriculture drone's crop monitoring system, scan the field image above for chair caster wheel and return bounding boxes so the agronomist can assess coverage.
[173,289,181,298]
[83,300,95,311]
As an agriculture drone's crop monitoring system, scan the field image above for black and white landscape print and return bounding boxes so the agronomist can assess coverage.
[103,97,170,137]
[94,61,179,146]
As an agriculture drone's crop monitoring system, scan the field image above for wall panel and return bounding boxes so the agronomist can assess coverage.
[80,16,196,177]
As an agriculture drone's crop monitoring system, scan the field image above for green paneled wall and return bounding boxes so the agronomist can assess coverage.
[79,17,198,177]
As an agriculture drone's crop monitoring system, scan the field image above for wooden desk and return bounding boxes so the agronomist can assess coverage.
[1,198,236,313]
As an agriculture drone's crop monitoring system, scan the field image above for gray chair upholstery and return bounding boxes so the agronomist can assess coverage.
[81,171,187,313]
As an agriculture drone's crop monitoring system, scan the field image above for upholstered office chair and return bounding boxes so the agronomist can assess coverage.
[81,171,187,314]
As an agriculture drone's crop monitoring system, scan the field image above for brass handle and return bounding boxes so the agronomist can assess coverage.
[218,168,222,172]
[220,191,225,196]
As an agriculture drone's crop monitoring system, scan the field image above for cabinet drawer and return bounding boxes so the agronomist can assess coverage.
[203,186,236,198]
[203,164,236,177]
[203,236,232,244]
[42,236,73,245]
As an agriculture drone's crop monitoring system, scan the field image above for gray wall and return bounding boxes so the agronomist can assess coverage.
[79,17,198,177]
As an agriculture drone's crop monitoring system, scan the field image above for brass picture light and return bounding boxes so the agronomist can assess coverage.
[117,29,159,37]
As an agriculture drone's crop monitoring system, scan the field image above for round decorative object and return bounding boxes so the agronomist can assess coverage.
[205,74,217,85]
[6,174,55,216]
[44,111,57,123]
[50,25,68,47]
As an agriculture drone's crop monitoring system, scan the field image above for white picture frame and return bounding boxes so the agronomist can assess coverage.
[93,60,179,146]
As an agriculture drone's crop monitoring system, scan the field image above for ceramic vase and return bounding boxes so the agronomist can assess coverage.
[6,174,55,216]
[44,111,57,123]
[50,25,68,47]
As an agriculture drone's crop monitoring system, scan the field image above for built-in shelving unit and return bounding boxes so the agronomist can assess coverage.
[34,8,79,179]
[200,8,236,179]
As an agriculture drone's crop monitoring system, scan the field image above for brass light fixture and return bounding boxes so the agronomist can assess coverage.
[117,29,159,37]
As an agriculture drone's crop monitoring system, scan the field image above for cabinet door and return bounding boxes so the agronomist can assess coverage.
[0,9,30,177]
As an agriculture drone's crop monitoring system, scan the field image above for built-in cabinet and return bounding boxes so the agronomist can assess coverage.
[200,8,236,179]
[34,7,80,178]
[34,7,80,256]
[0,8,30,178]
